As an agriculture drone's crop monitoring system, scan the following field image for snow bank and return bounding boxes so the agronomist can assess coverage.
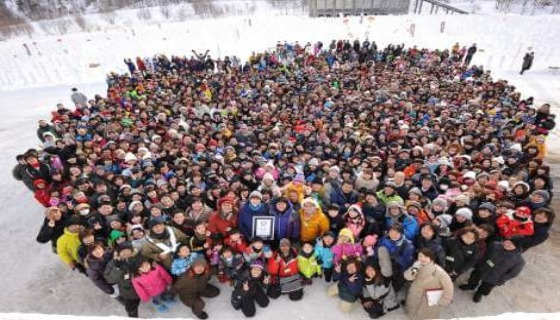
[1,312,560,320]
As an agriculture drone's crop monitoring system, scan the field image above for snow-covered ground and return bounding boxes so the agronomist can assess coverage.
[0,6,560,320]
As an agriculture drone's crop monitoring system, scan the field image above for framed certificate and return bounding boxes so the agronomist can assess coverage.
[252,216,275,240]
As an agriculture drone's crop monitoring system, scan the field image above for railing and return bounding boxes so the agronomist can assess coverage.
[412,0,469,14]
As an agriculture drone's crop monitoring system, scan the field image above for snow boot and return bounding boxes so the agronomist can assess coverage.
[473,292,483,303]
[194,311,209,319]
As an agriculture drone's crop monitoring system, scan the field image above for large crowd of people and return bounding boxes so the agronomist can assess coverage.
[13,39,556,320]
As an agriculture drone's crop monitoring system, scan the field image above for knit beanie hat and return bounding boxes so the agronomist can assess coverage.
[338,228,354,243]
[455,207,473,221]
[249,190,263,200]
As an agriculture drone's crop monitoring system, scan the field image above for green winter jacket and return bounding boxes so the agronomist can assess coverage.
[376,190,404,206]
[297,253,321,278]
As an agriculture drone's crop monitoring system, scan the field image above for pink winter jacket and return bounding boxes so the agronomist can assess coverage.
[132,264,173,302]
[332,243,363,266]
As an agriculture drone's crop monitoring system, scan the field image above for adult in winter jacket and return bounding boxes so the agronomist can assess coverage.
[104,243,143,318]
[231,262,271,317]
[520,52,534,75]
[460,237,525,303]
[85,243,117,296]
[415,223,446,267]
[496,206,534,238]
[23,152,52,184]
[361,263,398,318]
[330,180,360,212]
[404,248,454,320]
[299,198,330,243]
[174,258,220,319]
[378,224,416,293]
[56,216,85,272]
[465,43,477,65]
[238,191,270,240]
[266,238,303,301]
[36,207,68,253]
[521,207,555,251]
[12,155,35,191]
[443,227,480,280]
[385,201,419,241]
[142,219,189,270]
[207,196,238,237]
[269,197,300,242]
[376,183,404,206]
[70,88,88,107]
[327,258,364,312]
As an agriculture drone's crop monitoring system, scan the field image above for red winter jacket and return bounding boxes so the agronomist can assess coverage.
[268,250,299,278]
[34,189,51,207]
[207,211,238,236]
[496,213,535,238]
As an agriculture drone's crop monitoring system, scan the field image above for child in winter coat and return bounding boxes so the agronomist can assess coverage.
[343,204,366,238]
[224,229,248,254]
[361,235,378,265]
[171,244,202,277]
[361,263,398,318]
[326,204,345,236]
[243,237,272,265]
[132,259,174,313]
[315,232,336,282]
[297,242,322,285]
[189,221,211,255]
[218,246,246,284]
[327,258,364,312]
[231,261,271,317]
[332,228,363,267]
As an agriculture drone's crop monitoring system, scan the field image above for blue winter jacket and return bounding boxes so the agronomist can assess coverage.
[385,214,419,241]
[171,252,202,276]
[330,188,359,213]
[379,236,415,272]
[333,269,364,303]
[238,202,270,240]
[269,200,300,241]
[314,238,335,269]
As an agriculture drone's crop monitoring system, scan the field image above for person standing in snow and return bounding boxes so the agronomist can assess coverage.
[464,44,477,66]
[70,88,88,107]
[460,237,525,303]
[404,248,454,320]
[124,58,136,74]
[520,51,534,75]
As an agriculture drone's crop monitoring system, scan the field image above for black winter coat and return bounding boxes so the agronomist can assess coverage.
[86,251,115,294]
[475,242,525,285]
[443,237,479,274]
[104,252,142,300]
[36,214,68,249]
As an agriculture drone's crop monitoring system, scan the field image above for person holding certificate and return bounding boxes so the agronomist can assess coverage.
[238,191,271,241]
[404,248,454,320]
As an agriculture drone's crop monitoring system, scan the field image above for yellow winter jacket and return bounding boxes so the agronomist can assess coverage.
[56,228,81,265]
[299,208,330,243]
